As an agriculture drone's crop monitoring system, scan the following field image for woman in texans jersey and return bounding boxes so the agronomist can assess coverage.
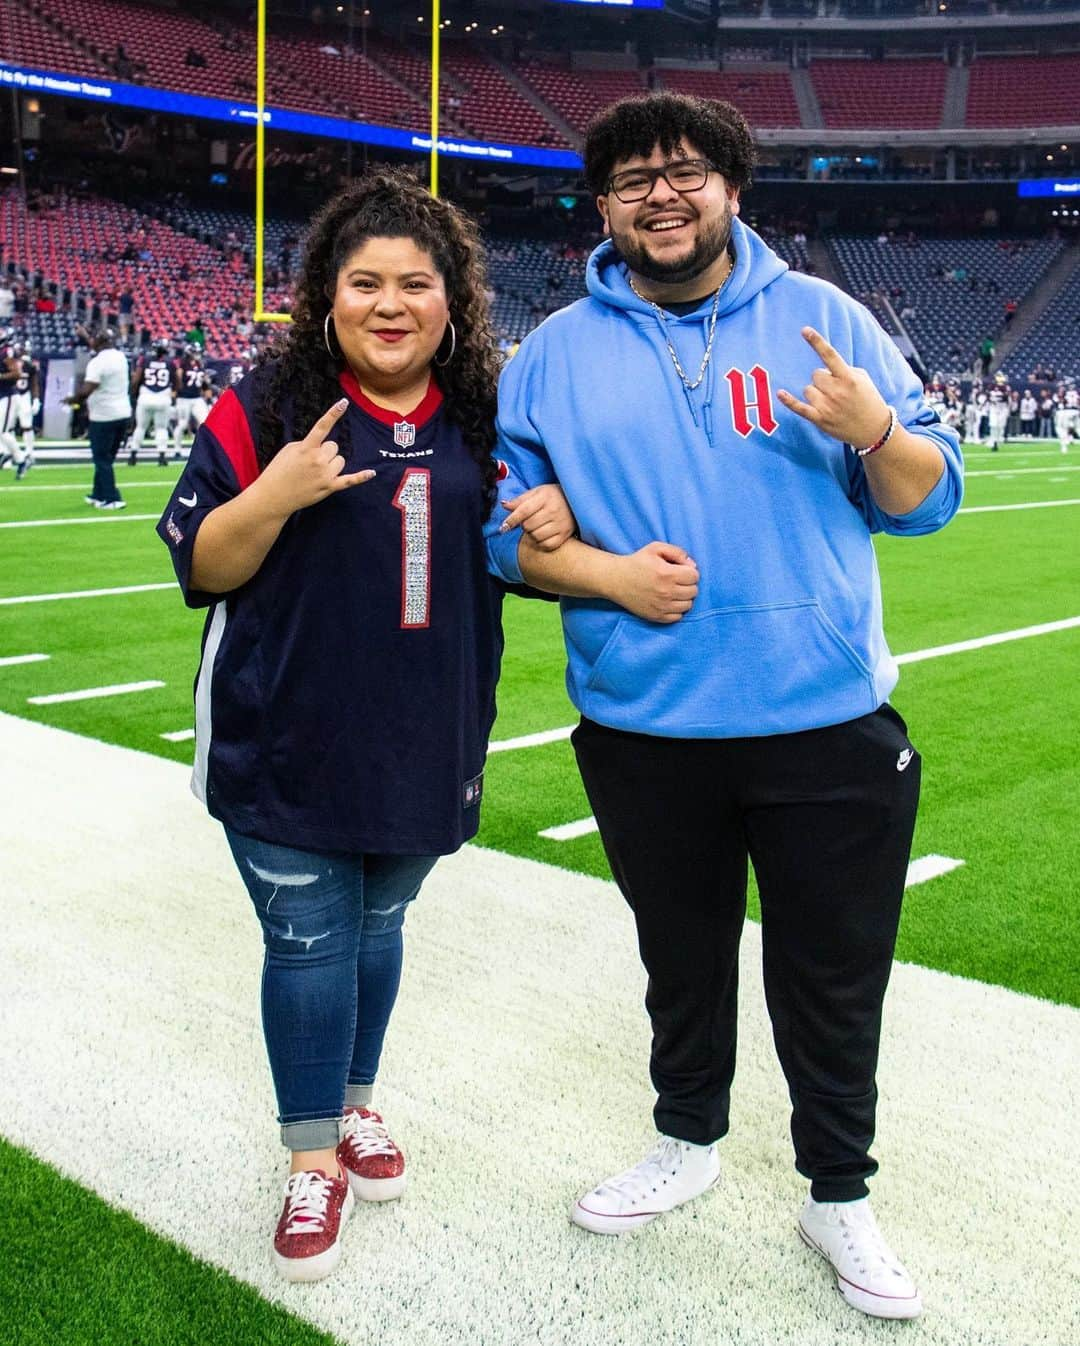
[157,170,572,1283]
[128,340,178,466]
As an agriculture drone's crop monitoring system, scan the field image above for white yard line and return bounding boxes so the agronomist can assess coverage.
[488,725,574,753]
[0,514,159,529]
[27,680,165,706]
[539,816,598,842]
[0,652,49,667]
[958,499,1080,514]
[895,616,1080,664]
[0,481,174,492]
[905,854,965,886]
[0,582,175,606]
[964,464,1080,477]
[160,728,195,742]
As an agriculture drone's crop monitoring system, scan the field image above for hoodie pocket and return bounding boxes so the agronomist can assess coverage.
[583,600,878,736]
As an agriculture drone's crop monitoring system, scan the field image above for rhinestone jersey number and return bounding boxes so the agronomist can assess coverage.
[391,467,431,629]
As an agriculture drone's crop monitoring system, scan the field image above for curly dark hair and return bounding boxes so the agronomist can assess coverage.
[583,93,756,200]
[256,166,502,517]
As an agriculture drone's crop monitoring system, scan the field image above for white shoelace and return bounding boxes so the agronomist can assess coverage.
[341,1109,397,1160]
[282,1170,333,1236]
[834,1206,903,1277]
[595,1136,684,1204]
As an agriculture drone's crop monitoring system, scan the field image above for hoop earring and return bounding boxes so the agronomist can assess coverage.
[434,318,456,368]
[323,311,341,360]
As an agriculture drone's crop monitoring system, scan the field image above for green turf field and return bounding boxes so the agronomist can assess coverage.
[2,446,1078,1004]
[2,444,1078,1346]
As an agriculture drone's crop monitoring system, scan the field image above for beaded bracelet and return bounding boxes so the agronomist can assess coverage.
[852,407,898,458]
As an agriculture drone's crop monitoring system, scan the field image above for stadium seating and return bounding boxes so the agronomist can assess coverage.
[998,264,1080,383]
[827,234,1063,375]
[6,0,109,79]
[661,68,801,127]
[0,187,269,357]
[965,55,1080,128]
[516,65,647,137]
[28,0,251,96]
[485,240,589,340]
[811,59,947,129]
[364,36,572,147]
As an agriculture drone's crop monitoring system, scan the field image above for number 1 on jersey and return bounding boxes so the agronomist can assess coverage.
[392,467,431,629]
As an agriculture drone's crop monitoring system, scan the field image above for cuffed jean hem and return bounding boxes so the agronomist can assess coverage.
[345,1083,375,1109]
[280,1117,342,1151]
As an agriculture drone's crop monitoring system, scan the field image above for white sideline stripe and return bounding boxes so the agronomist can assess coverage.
[505,617,1080,767]
[906,854,965,886]
[0,582,175,606]
[0,653,49,667]
[958,498,1080,514]
[965,464,1080,477]
[0,481,175,492]
[896,616,1080,664]
[0,514,158,529]
[537,815,968,894]
[488,725,574,753]
[27,680,165,706]
[160,728,195,742]
[4,714,1075,1346]
[539,815,598,841]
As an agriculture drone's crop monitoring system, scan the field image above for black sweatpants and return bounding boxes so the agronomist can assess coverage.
[572,704,921,1203]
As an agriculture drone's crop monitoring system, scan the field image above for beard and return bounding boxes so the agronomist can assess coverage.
[610,204,733,287]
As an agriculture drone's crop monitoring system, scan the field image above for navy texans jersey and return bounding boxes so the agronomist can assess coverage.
[156,365,504,855]
[180,359,208,396]
[140,357,174,393]
[14,358,34,394]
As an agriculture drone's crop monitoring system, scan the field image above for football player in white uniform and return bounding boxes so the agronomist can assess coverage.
[128,340,178,466]
[987,375,1010,452]
[1055,381,1078,453]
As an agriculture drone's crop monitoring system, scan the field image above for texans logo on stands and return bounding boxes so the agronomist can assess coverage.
[394,421,416,449]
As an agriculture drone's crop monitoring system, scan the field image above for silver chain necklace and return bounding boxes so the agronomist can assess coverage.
[628,259,732,392]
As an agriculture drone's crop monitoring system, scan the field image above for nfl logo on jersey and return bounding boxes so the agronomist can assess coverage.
[394,421,416,449]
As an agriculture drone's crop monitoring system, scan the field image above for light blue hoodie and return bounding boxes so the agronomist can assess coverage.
[486,218,963,738]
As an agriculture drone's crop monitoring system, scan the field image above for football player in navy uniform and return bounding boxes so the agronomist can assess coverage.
[128,339,178,467]
[173,343,211,457]
[157,170,573,1283]
[6,340,39,475]
[0,336,25,476]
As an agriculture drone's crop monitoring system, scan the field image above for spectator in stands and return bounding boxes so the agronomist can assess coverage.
[0,282,13,324]
[1003,298,1018,325]
[155,167,572,1286]
[488,90,961,1325]
[184,47,207,69]
[66,327,131,510]
[1020,389,1037,438]
[185,317,206,349]
[118,286,135,339]
[1039,390,1055,438]
[33,289,56,315]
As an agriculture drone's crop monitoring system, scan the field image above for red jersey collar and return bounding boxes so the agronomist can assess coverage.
[338,369,443,428]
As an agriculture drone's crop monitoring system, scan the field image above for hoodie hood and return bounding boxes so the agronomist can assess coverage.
[586,216,788,320]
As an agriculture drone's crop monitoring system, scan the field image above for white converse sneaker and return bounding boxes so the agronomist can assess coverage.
[571,1135,720,1235]
[798,1196,922,1319]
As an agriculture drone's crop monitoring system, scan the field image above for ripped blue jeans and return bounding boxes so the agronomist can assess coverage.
[225,827,438,1151]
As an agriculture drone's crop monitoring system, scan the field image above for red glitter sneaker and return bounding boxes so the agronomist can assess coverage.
[337,1108,406,1201]
[272,1168,354,1283]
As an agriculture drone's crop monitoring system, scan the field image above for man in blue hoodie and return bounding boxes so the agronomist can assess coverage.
[488,94,963,1321]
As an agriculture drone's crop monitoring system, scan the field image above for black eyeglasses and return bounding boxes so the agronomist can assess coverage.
[605,159,719,204]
